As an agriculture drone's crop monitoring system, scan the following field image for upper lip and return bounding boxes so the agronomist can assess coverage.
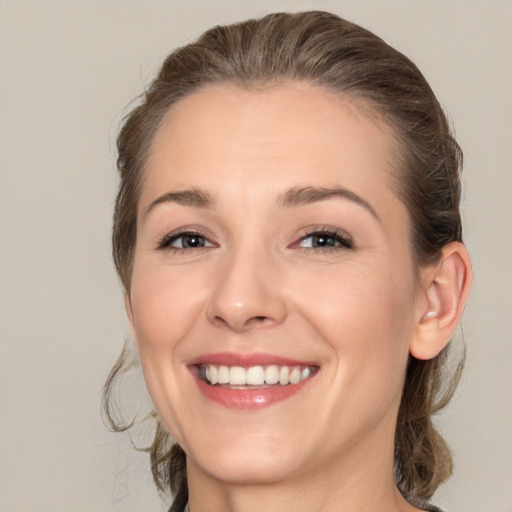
[188,352,318,368]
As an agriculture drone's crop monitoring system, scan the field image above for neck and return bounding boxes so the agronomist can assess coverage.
[186,426,420,512]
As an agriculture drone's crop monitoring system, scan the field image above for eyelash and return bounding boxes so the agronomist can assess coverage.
[156,228,354,253]
[156,230,213,252]
[296,228,353,252]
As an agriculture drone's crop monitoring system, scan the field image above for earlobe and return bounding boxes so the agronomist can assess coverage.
[410,242,472,360]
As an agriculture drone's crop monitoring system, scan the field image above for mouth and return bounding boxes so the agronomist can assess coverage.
[189,354,319,410]
[196,363,318,388]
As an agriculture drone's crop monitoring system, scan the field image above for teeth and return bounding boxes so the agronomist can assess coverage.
[202,364,316,387]
[229,366,246,385]
[265,365,279,384]
[247,366,265,385]
[279,366,290,385]
[217,365,229,384]
[289,367,301,384]
[207,365,217,385]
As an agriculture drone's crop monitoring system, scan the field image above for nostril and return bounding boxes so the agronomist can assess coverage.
[213,316,229,327]
[245,315,272,327]
[212,314,273,331]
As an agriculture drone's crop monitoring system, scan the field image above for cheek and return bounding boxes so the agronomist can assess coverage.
[290,261,416,389]
[129,261,208,353]
[295,260,415,338]
[127,262,210,442]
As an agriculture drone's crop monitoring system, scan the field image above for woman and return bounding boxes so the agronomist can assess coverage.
[104,11,471,512]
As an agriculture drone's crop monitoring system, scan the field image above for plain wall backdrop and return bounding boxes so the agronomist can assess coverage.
[1,1,511,511]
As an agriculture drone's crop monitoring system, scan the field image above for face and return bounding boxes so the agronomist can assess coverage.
[127,83,424,486]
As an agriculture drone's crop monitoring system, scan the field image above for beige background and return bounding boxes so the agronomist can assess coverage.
[1,1,511,511]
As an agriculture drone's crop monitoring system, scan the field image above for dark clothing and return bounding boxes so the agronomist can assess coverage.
[169,499,445,512]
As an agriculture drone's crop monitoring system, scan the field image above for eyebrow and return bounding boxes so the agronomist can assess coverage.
[144,185,379,221]
[144,188,214,216]
[279,186,380,221]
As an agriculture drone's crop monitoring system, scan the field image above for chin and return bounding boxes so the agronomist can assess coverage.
[184,428,306,485]
[195,451,300,485]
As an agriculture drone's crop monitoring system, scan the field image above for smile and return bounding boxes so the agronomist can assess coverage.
[190,353,319,409]
[200,364,317,387]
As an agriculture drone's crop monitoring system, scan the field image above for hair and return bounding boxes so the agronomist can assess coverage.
[103,10,464,508]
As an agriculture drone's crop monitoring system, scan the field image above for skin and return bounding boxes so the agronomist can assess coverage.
[126,82,460,512]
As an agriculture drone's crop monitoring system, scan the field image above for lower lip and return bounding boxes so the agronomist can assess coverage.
[194,376,313,410]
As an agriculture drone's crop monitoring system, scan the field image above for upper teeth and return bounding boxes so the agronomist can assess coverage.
[203,365,314,386]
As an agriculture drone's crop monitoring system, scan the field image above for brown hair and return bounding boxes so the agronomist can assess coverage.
[103,10,464,506]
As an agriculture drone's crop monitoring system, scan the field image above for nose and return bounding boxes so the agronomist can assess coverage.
[206,248,287,332]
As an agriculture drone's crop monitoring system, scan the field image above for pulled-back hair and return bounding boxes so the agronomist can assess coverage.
[103,10,464,508]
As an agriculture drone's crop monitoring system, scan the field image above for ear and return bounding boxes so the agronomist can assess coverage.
[410,242,472,360]
[124,293,140,355]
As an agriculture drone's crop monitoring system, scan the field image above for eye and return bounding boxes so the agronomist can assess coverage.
[298,230,353,250]
[157,231,215,251]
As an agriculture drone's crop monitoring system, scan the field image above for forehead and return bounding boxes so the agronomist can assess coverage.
[141,82,401,215]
